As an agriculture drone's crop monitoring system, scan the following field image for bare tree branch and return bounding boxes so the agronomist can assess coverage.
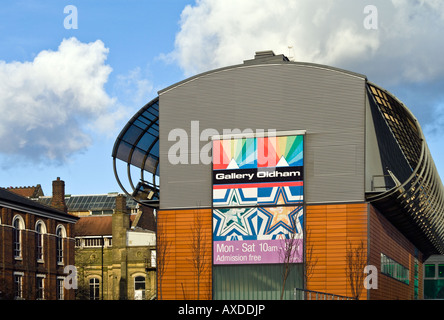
[346,240,368,300]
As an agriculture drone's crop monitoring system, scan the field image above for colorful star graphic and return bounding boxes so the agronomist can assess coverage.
[213,207,256,239]
[258,190,302,236]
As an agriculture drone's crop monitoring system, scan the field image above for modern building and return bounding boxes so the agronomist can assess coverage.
[112,51,444,300]
[37,193,157,300]
[424,255,444,299]
[0,178,78,300]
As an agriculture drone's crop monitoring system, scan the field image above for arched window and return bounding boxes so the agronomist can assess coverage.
[89,277,100,300]
[134,275,146,300]
[35,220,46,262]
[12,215,25,259]
[56,225,66,264]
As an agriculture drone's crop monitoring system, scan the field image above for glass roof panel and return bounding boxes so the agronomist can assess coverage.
[113,97,163,206]
[122,125,144,145]
[112,97,160,176]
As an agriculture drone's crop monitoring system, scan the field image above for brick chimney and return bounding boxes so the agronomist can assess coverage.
[112,194,130,248]
[51,177,68,213]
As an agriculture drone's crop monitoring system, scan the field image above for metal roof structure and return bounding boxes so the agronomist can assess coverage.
[37,193,139,212]
[112,97,160,207]
[366,82,444,257]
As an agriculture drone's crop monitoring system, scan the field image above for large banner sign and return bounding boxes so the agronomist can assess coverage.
[212,133,304,265]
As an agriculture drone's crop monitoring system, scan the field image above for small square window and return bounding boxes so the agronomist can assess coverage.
[425,264,436,278]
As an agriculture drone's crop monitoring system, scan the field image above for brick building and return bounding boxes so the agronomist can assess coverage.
[0,178,78,300]
[37,192,157,300]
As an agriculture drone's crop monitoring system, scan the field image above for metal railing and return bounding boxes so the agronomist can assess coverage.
[294,288,356,300]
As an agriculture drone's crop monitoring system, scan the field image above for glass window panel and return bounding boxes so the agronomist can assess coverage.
[381,253,409,284]
[142,110,157,121]
[122,125,144,145]
[148,126,158,136]
[136,132,156,151]
[116,141,133,162]
[150,140,159,157]
[131,147,146,169]
[438,265,444,278]
[213,264,303,300]
[133,119,148,129]
[425,264,436,278]
[425,279,444,299]
[134,276,145,290]
[149,104,159,117]
[136,115,152,127]
[144,155,159,173]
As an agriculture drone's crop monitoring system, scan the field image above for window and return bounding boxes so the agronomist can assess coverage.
[84,238,104,247]
[35,221,46,262]
[380,253,409,284]
[89,278,100,300]
[439,265,444,278]
[14,273,23,299]
[424,262,444,299]
[36,276,45,300]
[76,237,109,248]
[56,278,64,300]
[13,216,24,259]
[56,225,66,264]
[414,259,419,300]
[425,264,436,278]
[134,276,146,300]
[151,250,156,268]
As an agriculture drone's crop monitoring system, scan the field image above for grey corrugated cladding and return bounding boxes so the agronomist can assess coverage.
[158,59,367,209]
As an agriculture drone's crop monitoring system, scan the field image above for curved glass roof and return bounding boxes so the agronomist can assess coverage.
[112,97,159,205]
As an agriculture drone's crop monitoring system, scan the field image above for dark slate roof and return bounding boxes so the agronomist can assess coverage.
[0,187,78,223]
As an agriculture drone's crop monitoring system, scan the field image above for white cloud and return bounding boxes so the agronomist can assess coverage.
[166,0,444,176]
[168,0,444,152]
[0,37,126,165]
[170,0,444,85]
[113,67,154,108]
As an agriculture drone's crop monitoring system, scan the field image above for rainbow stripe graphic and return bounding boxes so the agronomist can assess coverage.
[212,135,304,206]
[212,134,304,265]
[213,135,303,169]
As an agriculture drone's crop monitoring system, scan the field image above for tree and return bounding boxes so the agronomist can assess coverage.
[188,210,211,300]
[303,228,317,297]
[279,212,303,300]
[156,215,171,300]
[346,240,368,300]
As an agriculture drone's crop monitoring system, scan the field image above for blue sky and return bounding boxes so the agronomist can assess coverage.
[1,0,444,196]
[0,0,191,195]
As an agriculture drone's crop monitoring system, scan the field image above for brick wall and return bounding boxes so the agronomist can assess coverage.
[0,207,76,300]
[368,205,423,300]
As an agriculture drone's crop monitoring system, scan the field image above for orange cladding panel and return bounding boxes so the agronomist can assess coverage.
[305,203,368,299]
[157,208,212,300]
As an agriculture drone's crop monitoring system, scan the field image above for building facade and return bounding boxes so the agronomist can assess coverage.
[71,194,157,300]
[0,178,78,300]
[424,255,444,299]
[37,192,156,300]
[113,51,444,300]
